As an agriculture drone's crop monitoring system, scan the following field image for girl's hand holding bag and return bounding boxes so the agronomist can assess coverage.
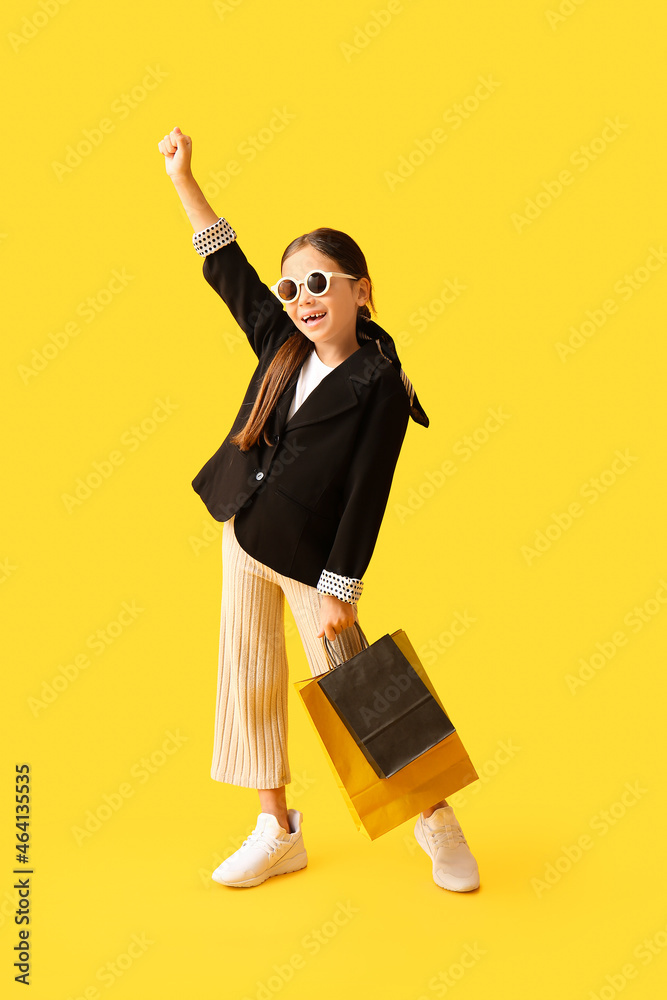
[293,622,479,840]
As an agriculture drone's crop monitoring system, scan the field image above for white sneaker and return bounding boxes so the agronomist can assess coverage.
[414,805,480,892]
[212,808,308,888]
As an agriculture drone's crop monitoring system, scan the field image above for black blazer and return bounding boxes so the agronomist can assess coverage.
[191,238,411,592]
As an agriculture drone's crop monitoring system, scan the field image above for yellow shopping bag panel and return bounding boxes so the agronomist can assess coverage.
[294,657,478,841]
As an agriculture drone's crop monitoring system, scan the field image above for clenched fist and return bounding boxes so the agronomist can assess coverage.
[157,126,192,180]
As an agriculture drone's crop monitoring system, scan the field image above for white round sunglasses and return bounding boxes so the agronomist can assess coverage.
[270,269,359,304]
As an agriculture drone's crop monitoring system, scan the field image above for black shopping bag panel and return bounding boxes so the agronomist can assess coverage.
[317,633,455,778]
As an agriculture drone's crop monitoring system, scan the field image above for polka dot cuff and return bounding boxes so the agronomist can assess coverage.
[192,216,237,257]
[317,570,364,605]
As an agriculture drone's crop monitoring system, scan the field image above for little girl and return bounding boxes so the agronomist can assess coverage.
[158,125,480,893]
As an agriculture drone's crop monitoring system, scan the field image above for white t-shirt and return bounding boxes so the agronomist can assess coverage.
[286,348,335,421]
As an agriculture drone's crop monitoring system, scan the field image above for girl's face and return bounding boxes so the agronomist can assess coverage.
[280,246,370,348]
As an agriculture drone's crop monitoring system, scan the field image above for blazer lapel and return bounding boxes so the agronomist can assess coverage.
[278,340,378,433]
[272,368,300,430]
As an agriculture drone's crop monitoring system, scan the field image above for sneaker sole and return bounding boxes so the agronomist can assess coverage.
[414,820,480,893]
[212,850,308,888]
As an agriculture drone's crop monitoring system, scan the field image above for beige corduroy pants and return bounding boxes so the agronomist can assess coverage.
[211,513,365,789]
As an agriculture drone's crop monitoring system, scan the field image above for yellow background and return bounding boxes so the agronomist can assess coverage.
[3,0,666,996]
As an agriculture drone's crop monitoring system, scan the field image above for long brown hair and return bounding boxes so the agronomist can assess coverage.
[230,227,377,451]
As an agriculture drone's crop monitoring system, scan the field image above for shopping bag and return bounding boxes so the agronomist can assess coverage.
[317,623,456,778]
[293,626,478,840]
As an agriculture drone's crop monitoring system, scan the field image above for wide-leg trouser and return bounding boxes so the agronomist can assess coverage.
[211,513,365,789]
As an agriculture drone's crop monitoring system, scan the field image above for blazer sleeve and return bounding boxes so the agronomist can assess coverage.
[193,216,295,359]
[317,381,411,604]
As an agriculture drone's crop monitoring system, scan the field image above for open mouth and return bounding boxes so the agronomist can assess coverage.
[302,311,327,326]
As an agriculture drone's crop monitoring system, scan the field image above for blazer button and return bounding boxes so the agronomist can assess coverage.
[255,471,264,481]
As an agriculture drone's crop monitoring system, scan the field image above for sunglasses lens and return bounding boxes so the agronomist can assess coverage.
[307,272,328,295]
[277,279,297,301]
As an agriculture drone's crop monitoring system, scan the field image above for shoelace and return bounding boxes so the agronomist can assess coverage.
[426,822,468,849]
[239,829,288,857]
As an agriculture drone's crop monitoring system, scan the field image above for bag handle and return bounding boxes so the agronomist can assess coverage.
[320,620,370,671]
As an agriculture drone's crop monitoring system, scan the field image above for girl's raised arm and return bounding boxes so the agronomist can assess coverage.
[158,126,293,359]
[158,127,218,232]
